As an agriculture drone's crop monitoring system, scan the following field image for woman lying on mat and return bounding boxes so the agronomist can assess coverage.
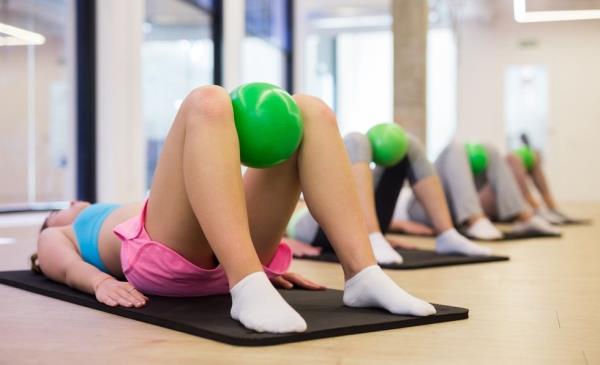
[391,142,561,241]
[32,84,435,335]
[507,145,575,225]
[286,124,492,264]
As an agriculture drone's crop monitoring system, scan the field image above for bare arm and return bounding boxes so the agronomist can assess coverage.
[37,227,111,294]
[37,227,147,307]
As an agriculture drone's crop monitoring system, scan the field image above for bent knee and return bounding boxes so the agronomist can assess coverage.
[482,144,501,160]
[444,141,465,155]
[506,153,520,165]
[292,94,338,127]
[182,85,232,122]
[344,132,372,164]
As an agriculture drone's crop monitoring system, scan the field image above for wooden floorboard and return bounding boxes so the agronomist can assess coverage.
[0,204,598,364]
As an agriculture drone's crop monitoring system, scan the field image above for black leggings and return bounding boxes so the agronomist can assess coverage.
[311,158,409,252]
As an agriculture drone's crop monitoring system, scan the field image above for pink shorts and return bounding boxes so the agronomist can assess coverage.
[113,200,292,297]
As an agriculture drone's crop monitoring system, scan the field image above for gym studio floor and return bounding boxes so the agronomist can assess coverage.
[0,204,598,365]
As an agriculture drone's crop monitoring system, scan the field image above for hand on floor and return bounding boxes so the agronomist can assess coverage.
[389,219,434,236]
[385,235,418,250]
[272,272,326,290]
[283,237,322,257]
[95,277,148,308]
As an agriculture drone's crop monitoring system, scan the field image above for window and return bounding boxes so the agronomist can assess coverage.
[426,27,457,160]
[243,0,292,90]
[0,0,75,210]
[302,3,393,136]
[142,0,218,187]
[504,65,548,151]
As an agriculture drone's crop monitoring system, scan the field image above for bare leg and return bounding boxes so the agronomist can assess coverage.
[479,176,559,235]
[243,154,301,264]
[530,152,558,210]
[351,163,381,233]
[246,96,382,276]
[293,95,376,279]
[411,177,492,256]
[146,86,312,334]
[506,154,540,210]
[146,86,262,287]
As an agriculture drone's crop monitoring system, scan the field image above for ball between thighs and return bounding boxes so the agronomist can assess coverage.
[367,123,409,167]
[465,143,488,176]
[514,146,536,172]
[230,83,304,168]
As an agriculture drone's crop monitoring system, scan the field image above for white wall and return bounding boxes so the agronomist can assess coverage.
[456,5,600,202]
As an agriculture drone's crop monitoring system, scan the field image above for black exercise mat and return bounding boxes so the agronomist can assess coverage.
[296,248,508,269]
[463,230,562,242]
[560,218,592,226]
[387,229,562,242]
[386,229,436,237]
[0,270,468,346]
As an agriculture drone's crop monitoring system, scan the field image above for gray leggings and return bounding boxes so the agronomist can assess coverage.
[407,142,526,226]
[287,132,435,243]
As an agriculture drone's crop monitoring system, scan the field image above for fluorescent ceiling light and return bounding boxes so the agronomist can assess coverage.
[514,0,600,23]
[0,22,46,46]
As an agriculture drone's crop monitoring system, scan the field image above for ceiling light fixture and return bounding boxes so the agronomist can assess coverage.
[0,22,45,46]
[514,0,600,22]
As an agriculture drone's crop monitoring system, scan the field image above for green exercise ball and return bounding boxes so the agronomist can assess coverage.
[230,83,303,168]
[515,146,536,172]
[366,123,410,167]
[465,143,489,175]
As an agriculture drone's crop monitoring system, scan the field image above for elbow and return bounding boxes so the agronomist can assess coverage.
[36,228,69,282]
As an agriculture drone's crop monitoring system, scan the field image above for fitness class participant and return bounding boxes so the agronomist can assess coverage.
[507,145,573,224]
[32,84,436,335]
[286,123,492,264]
[396,142,561,240]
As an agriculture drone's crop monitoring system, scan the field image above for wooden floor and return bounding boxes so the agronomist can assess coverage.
[1,204,599,364]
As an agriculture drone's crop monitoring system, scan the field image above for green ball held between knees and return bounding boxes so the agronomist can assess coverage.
[230,82,303,168]
[367,123,410,167]
[514,146,536,172]
[465,143,489,176]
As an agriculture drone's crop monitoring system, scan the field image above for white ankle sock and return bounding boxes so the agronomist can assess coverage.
[436,228,492,256]
[535,208,566,225]
[512,215,561,235]
[343,265,436,316]
[369,232,403,265]
[465,217,503,240]
[230,271,307,333]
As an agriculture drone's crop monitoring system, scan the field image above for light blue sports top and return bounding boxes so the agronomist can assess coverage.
[73,203,120,273]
